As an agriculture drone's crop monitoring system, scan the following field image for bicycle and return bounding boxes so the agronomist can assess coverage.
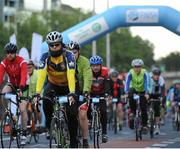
[148,98,160,138]
[90,97,106,148]
[172,101,180,131]
[133,94,142,141]
[26,95,41,144]
[0,91,26,148]
[48,94,70,148]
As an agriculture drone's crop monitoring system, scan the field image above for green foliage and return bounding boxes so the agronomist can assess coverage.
[0,4,155,71]
[157,52,180,71]
[17,12,48,52]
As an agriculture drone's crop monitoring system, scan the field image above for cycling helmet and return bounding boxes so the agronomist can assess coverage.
[46,31,63,44]
[152,67,161,75]
[131,59,144,67]
[4,42,17,53]
[110,70,119,78]
[89,55,102,65]
[67,41,80,51]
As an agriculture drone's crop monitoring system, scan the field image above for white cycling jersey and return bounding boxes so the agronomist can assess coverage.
[149,75,165,95]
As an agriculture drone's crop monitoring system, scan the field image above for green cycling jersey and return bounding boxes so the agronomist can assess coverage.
[76,55,92,93]
[27,69,39,97]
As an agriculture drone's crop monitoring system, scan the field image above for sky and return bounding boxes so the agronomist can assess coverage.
[60,0,180,60]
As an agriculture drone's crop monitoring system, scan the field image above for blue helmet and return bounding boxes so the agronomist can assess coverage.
[89,55,102,65]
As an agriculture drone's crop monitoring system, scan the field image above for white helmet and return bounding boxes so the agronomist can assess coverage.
[46,31,63,44]
[131,59,144,67]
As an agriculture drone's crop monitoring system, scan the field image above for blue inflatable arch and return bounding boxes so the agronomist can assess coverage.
[41,6,180,53]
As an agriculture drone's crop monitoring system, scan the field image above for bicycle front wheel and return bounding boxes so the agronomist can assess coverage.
[0,113,17,148]
[113,110,117,134]
[135,118,142,141]
[93,113,100,148]
[49,117,68,148]
[149,114,154,138]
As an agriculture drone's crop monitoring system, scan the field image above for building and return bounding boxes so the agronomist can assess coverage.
[0,0,61,24]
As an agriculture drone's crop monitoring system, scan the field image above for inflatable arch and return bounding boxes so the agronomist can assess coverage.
[41,6,180,53]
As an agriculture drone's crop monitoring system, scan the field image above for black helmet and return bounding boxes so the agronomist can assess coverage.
[27,60,35,66]
[110,70,119,78]
[4,43,17,53]
[67,41,80,51]
[152,67,161,75]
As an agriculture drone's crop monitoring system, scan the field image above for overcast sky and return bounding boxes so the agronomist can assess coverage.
[60,0,180,60]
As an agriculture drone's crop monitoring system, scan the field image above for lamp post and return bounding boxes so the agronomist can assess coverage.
[0,0,4,23]
[106,0,110,68]
[92,0,96,56]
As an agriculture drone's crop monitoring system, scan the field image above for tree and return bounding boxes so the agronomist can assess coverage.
[157,52,180,71]
[0,23,11,61]
[1,4,155,72]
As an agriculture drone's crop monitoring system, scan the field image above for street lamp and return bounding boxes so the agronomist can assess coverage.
[92,0,96,56]
[106,0,110,68]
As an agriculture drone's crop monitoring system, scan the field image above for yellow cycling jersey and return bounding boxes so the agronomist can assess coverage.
[36,50,76,94]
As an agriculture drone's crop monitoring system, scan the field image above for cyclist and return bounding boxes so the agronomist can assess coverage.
[67,41,92,148]
[109,70,125,130]
[149,67,165,135]
[0,42,28,145]
[36,31,79,148]
[89,55,110,143]
[27,60,42,132]
[169,80,180,117]
[125,58,149,133]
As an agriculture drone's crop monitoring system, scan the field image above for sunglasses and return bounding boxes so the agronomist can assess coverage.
[134,66,142,68]
[72,50,78,54]
[6,50,16,54]
[49,43,61,47]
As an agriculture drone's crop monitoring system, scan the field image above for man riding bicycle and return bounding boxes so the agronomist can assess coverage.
[0,42,28,145]
[149,67,165,135]
[36,31,79,148]
[125,58,149,133]
[89,55,110,143]
[67,41,92,148]
[170,80,180,117]
[109,70,125,131]
[27,60,42,132]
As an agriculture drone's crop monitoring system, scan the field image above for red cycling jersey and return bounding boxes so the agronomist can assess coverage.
[101,66,109,78]
[0,55,27,88]
[91,66,109,96]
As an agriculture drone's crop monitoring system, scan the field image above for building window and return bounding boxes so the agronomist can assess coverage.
[5,0,15,7]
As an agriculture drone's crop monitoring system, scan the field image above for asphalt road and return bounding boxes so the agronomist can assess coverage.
[2,114,180,148]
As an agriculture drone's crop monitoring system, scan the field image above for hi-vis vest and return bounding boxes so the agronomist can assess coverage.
[130,68,146,92]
